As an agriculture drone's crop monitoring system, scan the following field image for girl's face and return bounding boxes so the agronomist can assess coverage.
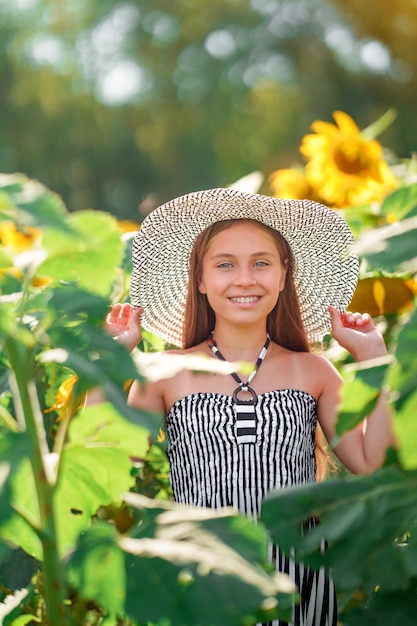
[198,221,287,327]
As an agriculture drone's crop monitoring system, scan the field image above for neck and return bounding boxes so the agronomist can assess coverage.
[210,323,268,362]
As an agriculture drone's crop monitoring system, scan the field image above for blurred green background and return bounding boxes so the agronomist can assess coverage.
[0,0,416,220]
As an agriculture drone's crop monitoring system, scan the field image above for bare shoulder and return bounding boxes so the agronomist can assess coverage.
[275,345,336,372]
[269,345,341,399]
[300,350,342,382]
[299,350,337,370]
[128,343,207,414]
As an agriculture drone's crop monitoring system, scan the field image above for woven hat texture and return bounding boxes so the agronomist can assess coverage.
[131,187,359,347]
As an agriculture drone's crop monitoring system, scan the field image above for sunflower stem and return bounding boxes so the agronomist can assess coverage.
[5,337,69,626]
[361,108,397,140]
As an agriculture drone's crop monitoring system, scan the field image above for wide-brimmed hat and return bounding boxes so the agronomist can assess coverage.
[130,187,358,346]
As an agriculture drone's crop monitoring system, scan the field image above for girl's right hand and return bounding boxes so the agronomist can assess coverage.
[105,303,143,352]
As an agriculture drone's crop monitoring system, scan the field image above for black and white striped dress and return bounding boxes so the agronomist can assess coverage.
[166,389,337,626]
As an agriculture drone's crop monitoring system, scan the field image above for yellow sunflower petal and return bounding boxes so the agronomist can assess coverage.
[0,222,41,253]
[44,374,82,419]
[118,220,141,234]
[333,110,360,136]
[309,120,341,138]
[269,168,312,199]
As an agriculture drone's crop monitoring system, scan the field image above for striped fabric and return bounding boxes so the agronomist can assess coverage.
[166,389,337,626]
[234,400,258,443]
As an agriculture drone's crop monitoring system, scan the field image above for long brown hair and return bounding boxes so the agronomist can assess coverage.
[183,219,309,352]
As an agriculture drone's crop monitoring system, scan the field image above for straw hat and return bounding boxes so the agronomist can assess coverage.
[130,187,358,346]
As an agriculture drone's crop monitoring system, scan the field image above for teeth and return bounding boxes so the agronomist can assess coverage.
[231,297,259,303]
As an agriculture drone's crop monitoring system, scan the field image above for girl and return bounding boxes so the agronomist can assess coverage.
[102,188,395,626]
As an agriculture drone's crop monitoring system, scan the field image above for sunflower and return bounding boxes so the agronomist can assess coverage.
[45,374,85,421]
[117,219,141,234]
[0,222,41,253]
[300,111,397,208]
[349,275,417,317]
[269,167,320,202]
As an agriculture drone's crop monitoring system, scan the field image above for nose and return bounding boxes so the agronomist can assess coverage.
[233,266,256,286]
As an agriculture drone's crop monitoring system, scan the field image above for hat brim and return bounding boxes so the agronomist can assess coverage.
[131,188,359,346]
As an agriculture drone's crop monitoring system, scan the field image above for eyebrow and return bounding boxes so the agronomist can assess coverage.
[208,251,277,260]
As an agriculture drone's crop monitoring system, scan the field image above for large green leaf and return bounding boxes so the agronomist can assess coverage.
[380,183,417,221]
[355,215,417,273]
[341,581,417,626]
[0,459,42,559]
[69,496,296,626]
[389,307,417,408]
[261,466,417,594]
[389,308,417,468]
[67,522,125,616]
[55,448,135,557]
[55,403,151,556]
[0,173,69,231]
[68,403,150,458]
[393,390,417,470]
[0,404,151,559]
[0,547,38,593]
[0,432,30,526]
[37,210,124,297]
[336,358,390,439]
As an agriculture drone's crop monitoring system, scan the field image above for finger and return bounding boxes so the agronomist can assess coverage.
[342,311,370,327]
[131,305,144,318]
[120,303,132,320]
[106,303,123,322]
[327,305,343,329]
[130,306,144,328]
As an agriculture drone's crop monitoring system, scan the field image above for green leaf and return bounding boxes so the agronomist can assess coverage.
[69,403,150,462]
[389,307,417,408]
[55,448,133,557]
[0,173,69,231]
[0,547,38,593]
[388,308,417,468]
[0,459,42,560]
[341,582,417,626]
[0,250,13,269]
[69,496,296,626]
[393,390,417,470]
[261,466,417,594]
[55,404,150,556]
[0,406,150,559]
[37,211,124,297]
[68,522,125,615]
[355,215,417,273]
[380,184,417,221]
[336,359,390,437]
[123,495,296,625]
[10,616,41,625]
[0,432,31,527]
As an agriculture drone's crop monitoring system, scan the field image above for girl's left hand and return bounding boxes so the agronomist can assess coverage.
[328,305,387,361]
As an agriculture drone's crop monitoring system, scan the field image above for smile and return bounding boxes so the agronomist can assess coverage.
[230,296,260,303]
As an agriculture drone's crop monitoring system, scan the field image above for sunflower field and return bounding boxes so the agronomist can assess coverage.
[1,111,417,625]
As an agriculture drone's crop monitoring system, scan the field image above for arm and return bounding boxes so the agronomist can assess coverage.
[318,307,396,475]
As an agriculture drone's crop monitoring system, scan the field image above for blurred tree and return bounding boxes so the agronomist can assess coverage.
[0,0,415,219]
[326,0,417,81]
